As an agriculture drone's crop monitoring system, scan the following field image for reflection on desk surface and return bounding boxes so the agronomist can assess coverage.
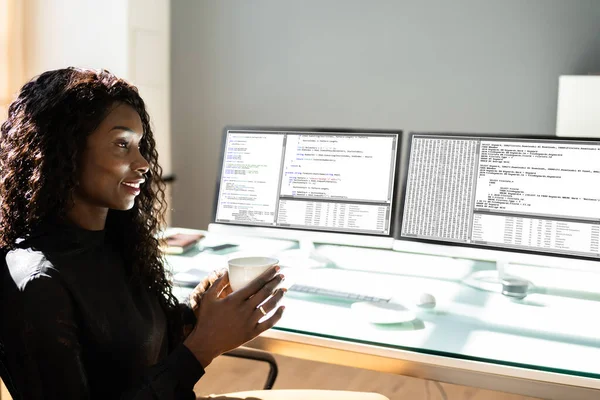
[277,268,600,378]
[168,234,600,379]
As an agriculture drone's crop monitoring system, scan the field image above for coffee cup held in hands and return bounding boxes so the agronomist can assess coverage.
[227,256,279,291]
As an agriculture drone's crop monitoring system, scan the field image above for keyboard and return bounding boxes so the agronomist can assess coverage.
[284,267,399,304]
[289,284,392,303]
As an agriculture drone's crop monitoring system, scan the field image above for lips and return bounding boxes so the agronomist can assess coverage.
[122,181,143,189]
[121,179,145,189]
[121,179,144,195]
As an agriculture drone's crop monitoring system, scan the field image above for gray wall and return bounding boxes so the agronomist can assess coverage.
[171,0,600,230]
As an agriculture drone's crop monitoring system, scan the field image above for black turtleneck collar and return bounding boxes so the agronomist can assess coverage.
[59,219,106,247]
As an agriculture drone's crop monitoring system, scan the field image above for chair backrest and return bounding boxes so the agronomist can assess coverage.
[0,247,21,399]
[0,342,20,399]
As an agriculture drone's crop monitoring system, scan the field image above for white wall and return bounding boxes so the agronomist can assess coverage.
[171,0,600,230]
[23,0,171,176]
[127,0,172,178]
[23,0,129,79]
[22,0,173,221]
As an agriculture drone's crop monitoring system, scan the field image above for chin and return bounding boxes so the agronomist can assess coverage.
[111,200,137,211]
[123,201,137,211]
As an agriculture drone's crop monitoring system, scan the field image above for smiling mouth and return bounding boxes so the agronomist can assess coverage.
[122,182,142,189]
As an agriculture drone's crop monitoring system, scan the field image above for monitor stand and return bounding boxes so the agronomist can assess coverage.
[462,259,532,299]
[276,239,333,269]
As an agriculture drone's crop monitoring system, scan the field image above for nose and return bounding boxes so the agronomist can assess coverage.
[133,153,150,174]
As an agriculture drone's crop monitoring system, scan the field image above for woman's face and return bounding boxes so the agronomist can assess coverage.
[73,103,149,213]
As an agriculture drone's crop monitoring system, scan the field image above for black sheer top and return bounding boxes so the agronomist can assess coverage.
[0,221,204,399]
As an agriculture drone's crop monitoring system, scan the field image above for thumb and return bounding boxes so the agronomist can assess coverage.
[206,271,230,298]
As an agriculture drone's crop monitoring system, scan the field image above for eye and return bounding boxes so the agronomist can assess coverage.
[116,140,129,149]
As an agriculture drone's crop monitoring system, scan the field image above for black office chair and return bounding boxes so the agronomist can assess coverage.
[223,347,278,390]
[0,342,20,399]
[0,249,20,399]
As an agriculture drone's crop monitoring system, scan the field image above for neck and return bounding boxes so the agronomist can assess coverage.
[66,204,108,231]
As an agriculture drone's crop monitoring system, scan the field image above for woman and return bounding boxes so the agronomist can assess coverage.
[0,67,286,399]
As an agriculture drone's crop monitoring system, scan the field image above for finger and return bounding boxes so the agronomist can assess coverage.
[189,271,215,304]
[255,306,285,334]
[189,289,202,309]
[251,288,286,324]
[235,265,280,300]
[247,274,285,309]
[195,275,211,293]
[189,283,206,308]
[209,268,227,286]
[205,272,230,299]
[192,269,225,300]
[219,284,234,298]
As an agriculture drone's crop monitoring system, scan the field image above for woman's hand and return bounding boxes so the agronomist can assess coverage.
[183,265,286,368]
[188,269,232,311]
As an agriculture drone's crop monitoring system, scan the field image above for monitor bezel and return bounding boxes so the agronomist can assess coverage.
[396,131,600,262]
[211,125,403,243]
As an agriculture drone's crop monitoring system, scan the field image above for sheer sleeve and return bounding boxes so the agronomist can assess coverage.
[17,276,204,399]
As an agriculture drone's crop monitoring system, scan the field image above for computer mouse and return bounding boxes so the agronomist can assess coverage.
[415,293,436,309]
[351,301,417,324]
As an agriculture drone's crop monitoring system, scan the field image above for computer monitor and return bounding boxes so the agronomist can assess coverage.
[209,126,402,267]
[396,132,600,276]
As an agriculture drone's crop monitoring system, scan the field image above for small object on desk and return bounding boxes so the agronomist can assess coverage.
[501,277,530,300]
[203,243,238,252]
[415,292,436,309]
[161,232,204,255]
[350,301,417,324]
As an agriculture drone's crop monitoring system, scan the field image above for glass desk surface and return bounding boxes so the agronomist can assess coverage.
[166,229,600,394]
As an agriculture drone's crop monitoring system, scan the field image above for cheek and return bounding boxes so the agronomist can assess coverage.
[78,159,127,191]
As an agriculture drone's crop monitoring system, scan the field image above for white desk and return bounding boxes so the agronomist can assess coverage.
[167,229,600,400]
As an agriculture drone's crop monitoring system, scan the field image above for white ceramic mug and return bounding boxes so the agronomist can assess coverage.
[227,256,279,292]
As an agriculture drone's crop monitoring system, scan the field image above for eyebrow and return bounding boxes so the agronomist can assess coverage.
[110,126,135,133]
[110,126,144,137]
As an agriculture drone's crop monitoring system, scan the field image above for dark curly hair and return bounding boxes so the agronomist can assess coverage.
[0,67,183,342]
